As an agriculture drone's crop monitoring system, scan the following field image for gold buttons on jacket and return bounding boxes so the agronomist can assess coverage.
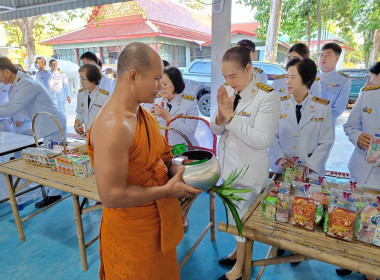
[293,145,296,149]
[294,134,298,138]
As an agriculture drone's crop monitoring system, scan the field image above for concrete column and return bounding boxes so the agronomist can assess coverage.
[186,42,191,66]
[173,45,177,67]
[210,1,232,119]
[98,46,104,65]
[74,48,80,65]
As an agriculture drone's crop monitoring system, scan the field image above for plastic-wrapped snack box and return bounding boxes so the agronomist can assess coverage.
[276,183,291,222]
[357,203,379,244]
[291,196,316,230]
[373,214,380,246]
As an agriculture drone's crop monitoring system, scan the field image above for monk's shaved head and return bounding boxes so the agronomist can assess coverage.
[117,42,160,77]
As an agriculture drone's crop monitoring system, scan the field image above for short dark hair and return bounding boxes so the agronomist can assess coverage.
[222,46,251,69]
[79,64,102,85]
[163,66,185,94]
[0,57,18,74]
[288,43,310,58]
[117,42,156,77]
[80,52,102,67]
[163,60,170,67]
[36,56,46,66]
[237,39,256,53]
[286,58,317,89]
[49,59,58,65]
[369,62,380,75]
[321,42,342,56]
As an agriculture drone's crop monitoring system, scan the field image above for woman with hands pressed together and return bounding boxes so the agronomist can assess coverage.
[211,46,280,280]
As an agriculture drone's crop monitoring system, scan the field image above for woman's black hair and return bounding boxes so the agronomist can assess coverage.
[79,63,102,85]
[369,62,380,75]
[288,43,310,58]
[163,66,185,94]
[222,46,251,69]
[286,58,317,89]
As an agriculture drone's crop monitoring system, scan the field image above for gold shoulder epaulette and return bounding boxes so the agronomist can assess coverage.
[155,93,162,98]
[315,77,320,82]
[16,77,21,82]
[59,70,64,73]
[280,95,291,101]
[78,88,85,92]
[182,94,195,101]
[256,82,274,93]
[362,84,380,91]
[99,88,109,95]
[338,71,350,78]
[224,81,229,85]
[43,69,48,73]
[312,96,330,105]
[252,67,264,73]
[274,74,286,80]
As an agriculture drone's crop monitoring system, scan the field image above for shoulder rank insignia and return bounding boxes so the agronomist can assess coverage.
[280,95,291,101]
[16,77,21,82]
[99,88,109,95]
[274,74,286,80]
[279,88,285,92]
[59,70,64,73]
[280,114,287,119]
[312,96,330,105]
[338,71,350,78]
[224,81,229,85]
[256,82,274,93]
[155,93,162,98]
[362,84,380,91]
[78,88,85,92]
[182,94,195,101]
[315,77,320,82]
[252,67,263,73]
[43,69,48,73]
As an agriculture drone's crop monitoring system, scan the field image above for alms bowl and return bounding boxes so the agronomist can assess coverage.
[169,150,221,190]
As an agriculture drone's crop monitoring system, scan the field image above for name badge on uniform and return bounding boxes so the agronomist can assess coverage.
[328,84,340,87]
[238,111,251,117]
[280,114,287,119]
[311,117,324,122]
[363,107,372,114]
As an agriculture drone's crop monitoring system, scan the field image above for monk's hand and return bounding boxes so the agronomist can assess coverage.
[165,166,202,198]
[217,85,234,119]
[74,119,84,135]
[155,106,172,122]
[358,133,372,150]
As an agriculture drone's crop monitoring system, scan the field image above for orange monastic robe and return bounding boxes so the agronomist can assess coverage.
[88,106,184,279]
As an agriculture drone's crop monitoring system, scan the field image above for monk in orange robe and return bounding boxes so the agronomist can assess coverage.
[87,42,201,279]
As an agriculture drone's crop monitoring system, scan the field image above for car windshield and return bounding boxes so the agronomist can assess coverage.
[189,62,211,74]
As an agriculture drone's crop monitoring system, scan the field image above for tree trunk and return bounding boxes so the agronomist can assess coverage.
[316,0,321,53]
[371,29,380,65]
[12,16,40,67]
[307,15,311,47]
[264,0,283,62]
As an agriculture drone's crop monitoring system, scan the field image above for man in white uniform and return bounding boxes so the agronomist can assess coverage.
[0,82,13,132]
[49,59,71,113]
[35,57,52,92]
[0,56,67,208]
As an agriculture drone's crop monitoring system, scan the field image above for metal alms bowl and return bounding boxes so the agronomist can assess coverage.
[169,150,221,190]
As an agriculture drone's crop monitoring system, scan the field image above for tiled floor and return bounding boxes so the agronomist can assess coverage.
[0,192,364,280]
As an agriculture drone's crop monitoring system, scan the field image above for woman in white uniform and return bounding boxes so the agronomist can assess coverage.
[269,58,334,176]
[153,66,199,147]
[273,43,321,98]
[211,46,280,280]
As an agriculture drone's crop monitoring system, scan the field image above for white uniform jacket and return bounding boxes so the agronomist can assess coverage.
[75,86,110,132]
[157,93,199,146]
[211,77,281,188]
[49,70,69,102]
[99,75,115,94]
[252,67,268,85]
[272,74,321,97]
[0,71,66,138]
[344,84,380,184]
[269,94,334,175]
[36,69,52,90]
[317,70,351,123]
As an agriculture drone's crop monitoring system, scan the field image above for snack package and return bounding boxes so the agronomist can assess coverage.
[293,160,309,182]
[311,191,329,225]
[262,181,279,221]
[276,183,291,222]
[373,214,380,246]
[366,132,380,166]
[283,167,294,183]
[357,203,379,244]
[326,206,358,241]
[291,196,316,230]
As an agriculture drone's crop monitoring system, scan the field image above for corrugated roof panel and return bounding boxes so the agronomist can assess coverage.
[0,0,130,21]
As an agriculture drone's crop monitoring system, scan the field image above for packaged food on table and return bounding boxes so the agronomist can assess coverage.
[283,167,294,183]
[291,196,316,230]
[276,183,291,222]
[366,132,380,167]
[293,160,309,182]
[262,181,279,221]
[373,212,380,246]
[326,205,358,241]
[357,202,379,244]
[311,191,329,226]
[72,155,93,178]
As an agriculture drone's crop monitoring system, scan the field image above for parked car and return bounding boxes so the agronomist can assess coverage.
[181,59,287,116]
[339,68,369,103]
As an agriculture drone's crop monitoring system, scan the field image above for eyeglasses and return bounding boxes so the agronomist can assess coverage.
[79,77,88,82]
